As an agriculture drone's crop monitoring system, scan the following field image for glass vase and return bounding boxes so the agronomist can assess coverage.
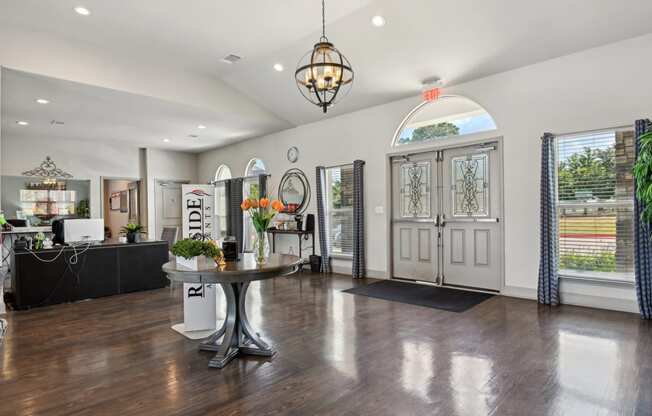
[253,230,270,264]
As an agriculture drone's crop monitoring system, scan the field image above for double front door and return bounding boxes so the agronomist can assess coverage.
[391,143,502,291]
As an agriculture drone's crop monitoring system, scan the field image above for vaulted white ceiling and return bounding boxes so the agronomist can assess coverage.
[2,0,652,151]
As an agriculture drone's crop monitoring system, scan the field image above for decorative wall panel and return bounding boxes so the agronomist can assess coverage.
[399,228,412,260]
[474,229,490,266]
[450,229,466,264]
[418,228,432,262]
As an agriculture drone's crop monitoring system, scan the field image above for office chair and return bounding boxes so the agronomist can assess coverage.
[161,227,179,254]
[161,227,179,293]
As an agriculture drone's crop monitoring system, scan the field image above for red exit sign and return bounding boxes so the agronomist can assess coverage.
[422,88,440,102]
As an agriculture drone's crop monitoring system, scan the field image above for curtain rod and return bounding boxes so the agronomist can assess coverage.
[323,162,354,170]
[208,173,270,185]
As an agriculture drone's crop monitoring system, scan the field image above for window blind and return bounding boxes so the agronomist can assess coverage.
[325,164,354,256]
[556,130,635,280]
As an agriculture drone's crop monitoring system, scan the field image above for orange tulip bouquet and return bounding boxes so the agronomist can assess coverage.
[241,197,285,264]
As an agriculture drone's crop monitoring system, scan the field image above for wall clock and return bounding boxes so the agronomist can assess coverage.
[287,146,299,163]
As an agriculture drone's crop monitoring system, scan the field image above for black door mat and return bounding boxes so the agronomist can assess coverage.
[343,280,493,312]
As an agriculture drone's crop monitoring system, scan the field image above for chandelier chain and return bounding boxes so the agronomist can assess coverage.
[321,0,326,40]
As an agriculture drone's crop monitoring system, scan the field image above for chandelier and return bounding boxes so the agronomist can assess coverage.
[295,0,354,113]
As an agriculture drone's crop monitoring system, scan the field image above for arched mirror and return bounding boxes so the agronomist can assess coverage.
[278,168,310,214]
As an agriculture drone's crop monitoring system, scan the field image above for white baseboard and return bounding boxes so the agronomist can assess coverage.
[330,265,387,279]
[501,285,537,300]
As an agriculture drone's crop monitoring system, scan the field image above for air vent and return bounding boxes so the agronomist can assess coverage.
[221,54,241,64]
[188,134,199,139]
[50,120,65,125]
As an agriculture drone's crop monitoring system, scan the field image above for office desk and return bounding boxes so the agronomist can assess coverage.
[1,226,53,266]
[10,239,168,310]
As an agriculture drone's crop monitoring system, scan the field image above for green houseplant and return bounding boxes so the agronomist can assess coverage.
[171,238,222,270]
[120,223,145,243]
[634,131,652,232]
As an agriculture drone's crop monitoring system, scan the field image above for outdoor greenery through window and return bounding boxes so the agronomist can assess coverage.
[556,130,635,281]
[325,164,354,256]
[395,96,497,146]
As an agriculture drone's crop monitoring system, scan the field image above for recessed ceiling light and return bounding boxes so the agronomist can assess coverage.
[163,139,170,143]
[16,121,29,126]
[371,15,386,27]
[36,98,50,104]
[273,63,284,72]
[197,125,206,129]
[74,6,91,16]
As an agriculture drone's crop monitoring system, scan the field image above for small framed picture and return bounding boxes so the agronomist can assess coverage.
[110,192,121,211]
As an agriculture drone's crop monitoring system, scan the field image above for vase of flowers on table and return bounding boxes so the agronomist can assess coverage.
[241,197,284,264]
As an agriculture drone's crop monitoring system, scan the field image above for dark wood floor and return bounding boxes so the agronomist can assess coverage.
[1,273,651,416]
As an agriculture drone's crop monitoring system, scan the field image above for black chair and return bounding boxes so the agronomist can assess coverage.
[161,227,179,252]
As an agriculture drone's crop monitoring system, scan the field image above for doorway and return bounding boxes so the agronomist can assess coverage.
[102,178,141,240]
[390,141,503,292]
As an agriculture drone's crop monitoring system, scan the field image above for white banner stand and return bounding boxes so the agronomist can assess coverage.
[173,185,219,338]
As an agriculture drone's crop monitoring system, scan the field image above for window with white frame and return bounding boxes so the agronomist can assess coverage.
[325,164,354,257]
[213,164,232,241]
[556,129,635,281]
[243,158,267,251]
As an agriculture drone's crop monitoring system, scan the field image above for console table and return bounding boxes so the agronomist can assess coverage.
[163,253,301,368]
[267,229,315,259]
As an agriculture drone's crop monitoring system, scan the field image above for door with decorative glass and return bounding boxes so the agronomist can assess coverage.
[391,152,439,282]
[440,144,501,290]
[391,143,502,291]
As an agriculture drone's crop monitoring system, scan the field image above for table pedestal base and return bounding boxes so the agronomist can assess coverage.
[198,281,275,369]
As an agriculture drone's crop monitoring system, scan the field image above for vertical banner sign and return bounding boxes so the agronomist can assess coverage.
[181,184,217,332]
[182,184,215,240]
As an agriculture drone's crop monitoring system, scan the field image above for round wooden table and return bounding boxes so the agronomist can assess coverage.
[163,253,302,368]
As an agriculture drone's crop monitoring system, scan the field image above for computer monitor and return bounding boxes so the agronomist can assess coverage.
[64,219,104,243]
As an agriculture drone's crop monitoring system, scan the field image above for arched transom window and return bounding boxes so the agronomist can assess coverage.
[214,164,232,182]
[245,158,267,177]
[393,95,497,147]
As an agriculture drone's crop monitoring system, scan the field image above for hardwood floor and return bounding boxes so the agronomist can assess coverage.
[1,273,651,415]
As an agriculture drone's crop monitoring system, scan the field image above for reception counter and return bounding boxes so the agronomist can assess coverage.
[9,239,168,310]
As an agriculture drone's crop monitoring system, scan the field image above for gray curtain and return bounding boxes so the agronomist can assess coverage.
[227,178,244,253]
[315,166,331,273]
[538,133,559,305]
[634,119,652,319]
[352,160,366,278]
[258,174,268,199]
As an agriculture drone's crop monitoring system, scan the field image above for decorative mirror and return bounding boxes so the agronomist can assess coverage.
[278,168,310,214]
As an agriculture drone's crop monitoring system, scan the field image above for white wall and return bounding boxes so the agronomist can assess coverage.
[145,148,198,238]
[2,135,141,217]
[1,135,199,236]
[199,33,652,311]
[103,179,131,238]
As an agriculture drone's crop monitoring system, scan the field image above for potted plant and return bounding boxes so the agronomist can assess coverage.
[634,131,652,232]
[171,238,222,271]
[240,197,285,264]
[120,223,145,243]
[34,232,46,250]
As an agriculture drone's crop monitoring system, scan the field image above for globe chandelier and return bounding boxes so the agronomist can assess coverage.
[295,0,354,113]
